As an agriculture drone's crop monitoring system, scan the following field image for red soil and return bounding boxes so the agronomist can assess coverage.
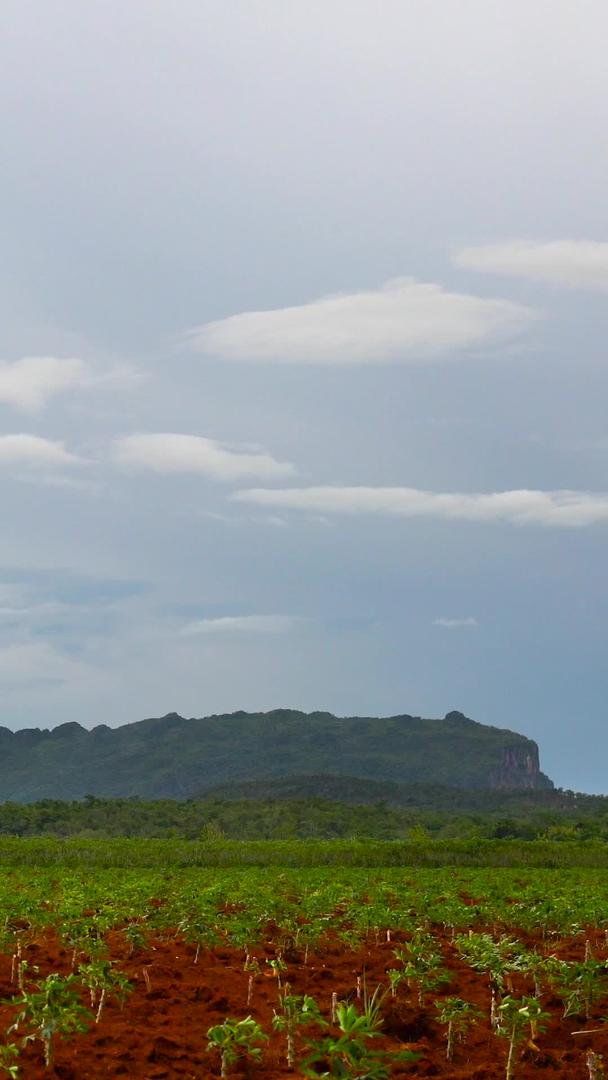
[1,926,607,1079]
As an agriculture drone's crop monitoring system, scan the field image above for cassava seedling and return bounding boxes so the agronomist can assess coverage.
[0,1043,19,1079]
[555,954,608,1020]
[244,956,261,1006]
[455,933,529,1026]
[386,967,407,999]
[8,972,92,1068]
[122,922,146,956]
[435,997,483,1062]
[455,933,527,994]
[266,955,287,989]
[60,918,105,970]
[273,989,326,1070]
[496,995,549,1080]
[78,959,132,1022]
[178,916,219,963]
[393,932,449,1006]
[207,1016,267,1079]
[301,987,418,1079]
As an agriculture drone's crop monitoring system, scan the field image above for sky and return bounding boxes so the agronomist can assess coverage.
[1,0,608,792]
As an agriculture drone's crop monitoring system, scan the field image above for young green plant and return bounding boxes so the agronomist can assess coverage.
[0,1043,19,1080]
[78,959,132,1022]
[496,995,549,1080]
[435,997,483,1062]
[301,988,418,1079]
[273,989,326,1070]
[8,972,92,1068]
[207,1016,267,1079]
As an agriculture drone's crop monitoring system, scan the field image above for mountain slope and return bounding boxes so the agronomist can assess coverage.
[0,708,553,801]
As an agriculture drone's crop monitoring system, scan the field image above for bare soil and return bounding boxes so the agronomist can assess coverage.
[1,926,607,1078]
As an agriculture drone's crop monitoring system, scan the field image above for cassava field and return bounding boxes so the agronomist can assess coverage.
[3,853,608,1078]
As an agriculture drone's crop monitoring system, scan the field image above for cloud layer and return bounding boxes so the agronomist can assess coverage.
[189,278,534,365]
[455,240,608,291]
[113,433,294,481]
[233,485,608,528]
[433,616,479,628]
[180,615,302,635]
[0,642,84,687]
[0,435,83,470]
[0,357,84,411]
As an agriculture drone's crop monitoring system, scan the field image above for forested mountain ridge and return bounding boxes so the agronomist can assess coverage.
[0,708,553,801]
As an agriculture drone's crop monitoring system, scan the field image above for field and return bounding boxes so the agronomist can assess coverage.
[1,862,608,1077]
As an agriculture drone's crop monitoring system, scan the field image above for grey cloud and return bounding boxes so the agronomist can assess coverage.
[1,2,608,788]
[433,616,479,628]
[180,615,305,636]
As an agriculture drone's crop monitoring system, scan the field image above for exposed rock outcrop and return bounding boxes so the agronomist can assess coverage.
[489,743,552,789]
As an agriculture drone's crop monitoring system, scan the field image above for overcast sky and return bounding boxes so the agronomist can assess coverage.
[1,0,608,791]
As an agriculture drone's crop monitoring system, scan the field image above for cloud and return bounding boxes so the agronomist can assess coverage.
[0,568,146,606]
[454,240,608,291]
[433,616,478,628]
[0,642,85,687]
[0,435,84,469]
[0,357,85,411]
[187,278,534,365]
[82,365,145,392]
[180,614,303,635]
[232,485,608,528]
[113,433,294,481]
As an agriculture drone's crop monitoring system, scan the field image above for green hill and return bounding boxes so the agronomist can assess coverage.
[0,708,553,801]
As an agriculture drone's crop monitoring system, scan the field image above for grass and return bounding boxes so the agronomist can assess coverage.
[1,836,608,867]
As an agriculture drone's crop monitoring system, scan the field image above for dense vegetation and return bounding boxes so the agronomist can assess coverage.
[1,837,608,868]
[3,864,608,940]
[0,708,552,800]
[0,785,606,842]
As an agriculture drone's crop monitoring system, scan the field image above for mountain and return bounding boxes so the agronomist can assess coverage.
[0,708,553,802]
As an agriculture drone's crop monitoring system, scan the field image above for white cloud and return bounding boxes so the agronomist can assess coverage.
[180,615,303,635]
[454,240,608,291]
[0,357,85,411]
[0,435,84,469]
[0,642,84,686]
[113,433,294,481]
[232,485,608,528]
[187,278,534,365]
[433,616,478,628]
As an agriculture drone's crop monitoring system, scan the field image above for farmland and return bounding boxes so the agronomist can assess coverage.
[2,862,608,1076]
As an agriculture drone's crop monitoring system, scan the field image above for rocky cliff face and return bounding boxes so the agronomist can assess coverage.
[489,743,553,789]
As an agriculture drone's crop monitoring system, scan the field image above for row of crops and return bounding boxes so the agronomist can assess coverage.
[2,867,608,1076]
[2,866,608,932]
